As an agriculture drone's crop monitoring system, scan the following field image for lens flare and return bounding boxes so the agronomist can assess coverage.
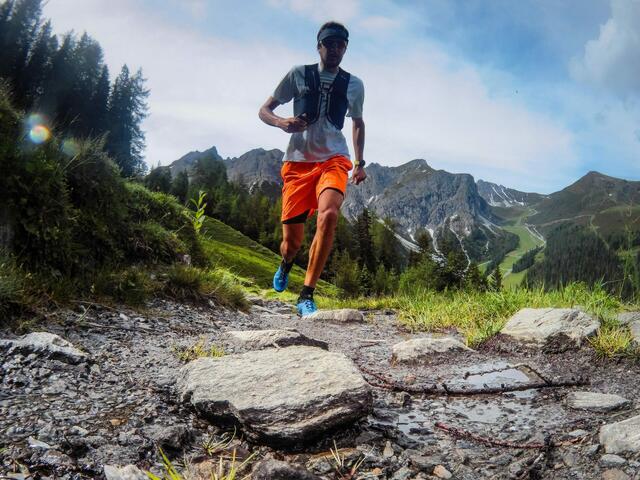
[28,124,50,144]
[25,113,51,144]
[61,139,80,157]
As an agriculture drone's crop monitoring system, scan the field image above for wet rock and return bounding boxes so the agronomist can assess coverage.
[566,391,631,412]
[307,309,365,323]
[103,464,148,480]
[177,346,371,445]
[433,464,452,479]
[599,414,640,454]
[500,308,599,346]
[617,311,640,325]
[0,332,88,364]
[600,454,627,467]
[252,459,321,480]
[227,329,328,350]
[602,469,631,480]
[391,337,471,363]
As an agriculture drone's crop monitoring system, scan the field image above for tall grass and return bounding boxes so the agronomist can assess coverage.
[319,283,636,354]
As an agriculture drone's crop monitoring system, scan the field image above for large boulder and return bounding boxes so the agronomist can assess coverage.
[392,337,471,363]
[0,332,88,364]
[599,415,640,454]
[566,392,631,412]
[227,329,328,350]
[176,346,371,445]
[500,308,599,346]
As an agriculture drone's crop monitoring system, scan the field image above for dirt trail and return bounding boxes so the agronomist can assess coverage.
[1,297,639,479]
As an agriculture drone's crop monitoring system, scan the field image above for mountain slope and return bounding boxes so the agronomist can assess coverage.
[477,180,545,207]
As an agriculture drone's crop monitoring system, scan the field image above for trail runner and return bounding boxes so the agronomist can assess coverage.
[259,21,366,316]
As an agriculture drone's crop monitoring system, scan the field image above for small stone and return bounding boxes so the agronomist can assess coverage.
[600,414,640,454]
[119,313,129,322]
[409,453,440,472]
[602,469,631,480]
[585,444,600,457]
[0,332,88,364]
[306,309,365,323]
[252,459,321,480]
[383,440,394,458]
[28,436,52,449]
[103,464,148,480]
[149,424,192,450]
[392,337,471,363]
[600,454,627,468]
[566,391,631,412]
[227,329,328,350]
[69,426,89,436]
[433,465,452,479]
[391,466,414,480]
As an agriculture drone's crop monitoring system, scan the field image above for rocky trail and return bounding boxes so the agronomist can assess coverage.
[1,298,639,480]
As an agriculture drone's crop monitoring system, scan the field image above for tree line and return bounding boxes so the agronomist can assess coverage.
[0,0,149,176]
[146,156,500,297]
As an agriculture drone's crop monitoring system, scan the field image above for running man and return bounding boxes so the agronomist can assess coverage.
[258,21,366,316]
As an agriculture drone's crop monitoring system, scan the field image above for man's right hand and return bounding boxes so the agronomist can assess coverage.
[279,116,307,133]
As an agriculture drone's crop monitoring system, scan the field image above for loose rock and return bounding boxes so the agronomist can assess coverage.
[392,337,471,363]
[566,391,631,412]
[599,414,640,454]
[227,329,328,350]
[252,459,322,480]
[177,346,371,445]
[0,332,88,364]
[103,464,149,480]
[600,454,627,467]
[617,311,640,325]
[306,309,365,323]
[500,308,599,346]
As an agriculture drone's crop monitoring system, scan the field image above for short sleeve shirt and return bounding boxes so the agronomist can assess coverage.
[272,64,364,163]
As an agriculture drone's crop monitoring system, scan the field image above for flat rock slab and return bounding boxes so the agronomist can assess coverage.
[599,414,640,454]
[0,332,88,364]
[392,337,471,363]
[227,329,328,350]
[500,308,599,346]
[566,391,631,412]
[176,346,371,445]
[617,311,640,325]
[306,309,365,323]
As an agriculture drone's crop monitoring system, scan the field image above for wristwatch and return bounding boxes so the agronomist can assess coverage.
[355,159,366,168]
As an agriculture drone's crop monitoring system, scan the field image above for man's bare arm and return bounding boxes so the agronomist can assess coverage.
[351,117,366,185]
[258,96,307,133]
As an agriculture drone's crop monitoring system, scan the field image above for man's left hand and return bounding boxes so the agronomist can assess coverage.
[350,165,366,185]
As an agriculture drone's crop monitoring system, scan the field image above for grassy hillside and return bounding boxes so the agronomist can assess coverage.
[200,217,339,298]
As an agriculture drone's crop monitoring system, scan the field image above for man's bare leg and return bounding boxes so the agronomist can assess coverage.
[304,189,343,287]
[281,223,304,262]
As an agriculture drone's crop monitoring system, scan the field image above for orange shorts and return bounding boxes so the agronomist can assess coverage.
[280,155,353,223]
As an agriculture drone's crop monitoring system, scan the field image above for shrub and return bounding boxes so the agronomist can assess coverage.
[93,267,155,306]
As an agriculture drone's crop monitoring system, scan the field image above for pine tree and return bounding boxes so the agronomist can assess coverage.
[22,19,56,107]
[355,208,376,273]
[171,170,189,204]
[491,265,502,291]
[91,65,110,135]
[144,166,172,193]
[106,65,149,176]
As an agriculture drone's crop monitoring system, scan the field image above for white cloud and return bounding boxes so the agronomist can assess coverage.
[266,0,359,23]
[570,0,640,96]
[357,15,402,32]
[42,0,577,192]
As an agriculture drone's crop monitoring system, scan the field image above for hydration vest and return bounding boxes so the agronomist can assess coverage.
[293,64,351,130]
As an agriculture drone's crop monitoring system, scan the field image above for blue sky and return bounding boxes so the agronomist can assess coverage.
[43,0,639,193]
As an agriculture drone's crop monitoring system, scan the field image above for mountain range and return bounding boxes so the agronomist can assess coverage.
[169,146,640,267]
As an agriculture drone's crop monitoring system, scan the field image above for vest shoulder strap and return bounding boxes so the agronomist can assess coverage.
[332,68,351,96]
[304,64,320,91]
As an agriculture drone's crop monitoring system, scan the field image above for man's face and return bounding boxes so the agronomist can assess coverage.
[318,36,347,69]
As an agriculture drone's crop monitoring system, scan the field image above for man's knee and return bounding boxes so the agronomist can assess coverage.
[282,236,302,255]
[317,206,339,228]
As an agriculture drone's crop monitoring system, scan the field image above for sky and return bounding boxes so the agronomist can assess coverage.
[42,0,640,193]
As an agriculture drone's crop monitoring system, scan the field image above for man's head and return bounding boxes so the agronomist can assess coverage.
[317,21,348,69]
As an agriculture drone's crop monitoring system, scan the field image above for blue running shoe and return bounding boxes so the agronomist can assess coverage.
[297,297,317,317]
[272,264,289,292]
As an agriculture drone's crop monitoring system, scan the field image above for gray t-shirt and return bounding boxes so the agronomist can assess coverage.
[272,64,364,163]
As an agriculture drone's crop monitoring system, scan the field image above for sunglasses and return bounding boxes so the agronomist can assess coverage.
[321,39,347,50]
